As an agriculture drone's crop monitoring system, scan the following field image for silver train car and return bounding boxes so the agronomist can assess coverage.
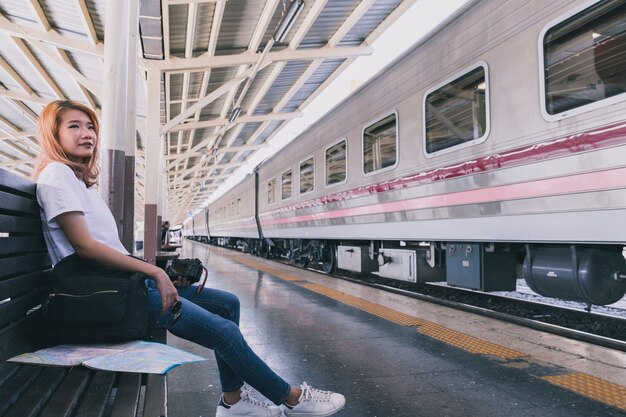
[188,0,626,306]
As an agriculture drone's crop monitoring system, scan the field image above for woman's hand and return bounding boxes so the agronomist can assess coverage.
[150,267,180,313]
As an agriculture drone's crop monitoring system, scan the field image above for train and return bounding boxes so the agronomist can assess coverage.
[184,0,626,306]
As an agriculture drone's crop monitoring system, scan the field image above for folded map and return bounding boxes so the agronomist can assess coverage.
[8,340,207,374]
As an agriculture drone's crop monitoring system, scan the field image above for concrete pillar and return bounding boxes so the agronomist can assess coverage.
[122,0,139,253]
[144,69,162,264]
[101,0,138,250]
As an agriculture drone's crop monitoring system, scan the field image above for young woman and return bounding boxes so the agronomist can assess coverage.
[33,100,345,417]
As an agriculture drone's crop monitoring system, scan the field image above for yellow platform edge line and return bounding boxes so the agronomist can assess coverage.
[542,373,626,411]
[300,283,426,326]
[417,322,527,359]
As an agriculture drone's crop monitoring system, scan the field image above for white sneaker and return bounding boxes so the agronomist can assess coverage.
[283,382,346,417]
[215,388,282,417]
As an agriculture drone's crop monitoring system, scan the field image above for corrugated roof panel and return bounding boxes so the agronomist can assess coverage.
[217,0,265,54]
[339,0,403,45]
[25,45,85,100]
[230,120,262,148]
[252,119,283,146]
[286,59,345,111]
[0,97,36,131]
[0,34,57,99]
[168,3,189,58]
[192,2,216,57]
[40,0,91,40]
[300,0,358,46]
[0,0,40,27]
[84,0,104,41]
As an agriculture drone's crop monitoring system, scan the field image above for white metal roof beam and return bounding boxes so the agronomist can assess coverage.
[167,0,227,4]
[175,0,223,178]
[161,68,261,136]
[0,130,37,141]
[73,0,99,45]
[217,0,277,124]
[0,157,36,168]
[246,0,327,114]
[29,40,103,100]
[223,0,402,170]
[0,14,103,57]
[0,56,34,94]
[219,0,327,163]
[212,0,326,175]
[140,45,372,72]
[180,2,197,115]
[165,144,265,160]
[10,37,65,99]
[168,111,301,132]
[0,57,46,116]
[26,0,97,107]
[168,160,243,187]
[274,0,377,112]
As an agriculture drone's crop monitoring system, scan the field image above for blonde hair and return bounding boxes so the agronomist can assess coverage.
[33,100,100,187]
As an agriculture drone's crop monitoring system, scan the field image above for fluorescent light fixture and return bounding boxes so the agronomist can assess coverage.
[228,107,242,123]
[272,0,305,43]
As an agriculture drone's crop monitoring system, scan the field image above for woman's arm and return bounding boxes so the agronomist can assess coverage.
[56,211,179,313]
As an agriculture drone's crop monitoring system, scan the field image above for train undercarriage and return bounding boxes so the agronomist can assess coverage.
[193,236,626,307]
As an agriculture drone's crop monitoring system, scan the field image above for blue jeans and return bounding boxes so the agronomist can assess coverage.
[145,279,291,405]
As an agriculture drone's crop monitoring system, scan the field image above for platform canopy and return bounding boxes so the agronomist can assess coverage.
[0,0,415,224]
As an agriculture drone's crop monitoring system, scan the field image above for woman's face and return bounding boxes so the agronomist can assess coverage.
[57,109,97,163]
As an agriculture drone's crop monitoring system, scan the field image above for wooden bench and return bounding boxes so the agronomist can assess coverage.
[0,168,167,417]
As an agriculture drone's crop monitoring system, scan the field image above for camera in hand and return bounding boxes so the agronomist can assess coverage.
[166,258,207,293]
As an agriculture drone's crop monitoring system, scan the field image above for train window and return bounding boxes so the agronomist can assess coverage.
[267,178,276,205]
[281,169,292,200]
[299,157,315,194]
[363,112,397,174]
[325,139,347,186]
[424,63,488,156]
[542,0,626,119]
[237,198,241,215]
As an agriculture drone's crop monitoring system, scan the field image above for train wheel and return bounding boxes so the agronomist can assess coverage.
[321,242,336,274]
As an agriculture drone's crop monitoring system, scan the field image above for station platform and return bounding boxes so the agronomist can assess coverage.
[166,240,626,417]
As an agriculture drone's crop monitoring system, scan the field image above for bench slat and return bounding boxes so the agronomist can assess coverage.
[0,365,42,416]
[6,367,67,417]
[0,289,49,329]
[0,362,20,386]
[73,371,115,417]
[143,374,167,417]
[0,253,51,279]
[0,190,39,215]
[110,373,142,417]
[0,168,36,196]
[0,214,42,233]
[0,269,52,301]
[0,316,42,362]
[4,367,67,417]
[39,367,91,417]
[0,236,48,255]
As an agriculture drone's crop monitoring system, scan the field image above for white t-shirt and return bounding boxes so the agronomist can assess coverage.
[37,162,129,265]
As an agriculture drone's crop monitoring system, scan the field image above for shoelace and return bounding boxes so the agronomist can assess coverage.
[240,388,271,408]
[300,382,332,403]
